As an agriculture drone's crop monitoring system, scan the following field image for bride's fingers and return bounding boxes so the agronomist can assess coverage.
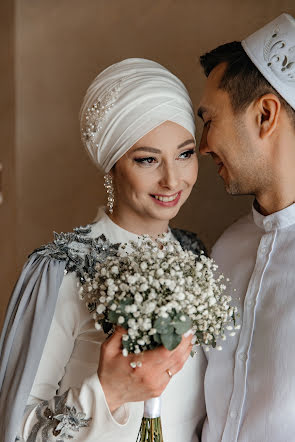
[167,340,194,376]
[139,331,194,368]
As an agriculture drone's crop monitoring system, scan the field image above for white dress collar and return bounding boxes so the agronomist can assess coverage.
[90,207,173,243]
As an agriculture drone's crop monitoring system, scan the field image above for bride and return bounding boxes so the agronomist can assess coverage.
[0,58,207,442]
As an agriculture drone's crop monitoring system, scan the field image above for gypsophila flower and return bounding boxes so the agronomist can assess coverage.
[80,236,238,355]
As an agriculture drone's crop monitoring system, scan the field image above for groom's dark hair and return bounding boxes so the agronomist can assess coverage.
[200,41,295,128]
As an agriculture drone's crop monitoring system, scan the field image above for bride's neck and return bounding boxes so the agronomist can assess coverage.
[108,208,169,239]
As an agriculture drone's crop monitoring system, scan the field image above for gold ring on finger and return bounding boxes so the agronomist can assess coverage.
[166,368,173,378]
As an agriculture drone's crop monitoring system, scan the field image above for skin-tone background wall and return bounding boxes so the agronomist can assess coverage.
[1,0,295,328]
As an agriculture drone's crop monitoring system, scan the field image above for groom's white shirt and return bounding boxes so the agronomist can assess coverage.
[202,202,295,442]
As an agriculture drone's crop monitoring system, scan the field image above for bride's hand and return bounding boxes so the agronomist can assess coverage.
[97,327,193,413]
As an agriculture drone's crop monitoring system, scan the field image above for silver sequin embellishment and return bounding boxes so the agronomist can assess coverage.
[25,390,91,441]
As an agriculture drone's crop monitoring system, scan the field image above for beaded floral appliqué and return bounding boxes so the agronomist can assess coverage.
[263,24,295,83]
[32,225,206,284]
[32,225,120,284]
[171,228,207,257]
[25,391,91,441]
[32,224,206,316]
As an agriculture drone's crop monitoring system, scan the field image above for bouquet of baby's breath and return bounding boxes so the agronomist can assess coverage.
[80,236,238,442]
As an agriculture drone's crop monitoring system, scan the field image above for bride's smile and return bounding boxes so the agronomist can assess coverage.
[109,120,198,237]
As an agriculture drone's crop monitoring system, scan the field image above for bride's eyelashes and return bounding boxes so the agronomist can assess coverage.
[133,149,196,166]
[178,149,196,159]
[134,156,156,165]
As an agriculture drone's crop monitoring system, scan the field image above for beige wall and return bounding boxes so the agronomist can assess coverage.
[1,0,295,324]
[0,1,16,325]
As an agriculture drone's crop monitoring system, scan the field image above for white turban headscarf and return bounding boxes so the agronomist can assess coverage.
[80,58,195,173]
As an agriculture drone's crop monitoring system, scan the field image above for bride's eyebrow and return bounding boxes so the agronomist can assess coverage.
[132,147,161,154]
[132,139,195,154]
[177,139,195,149]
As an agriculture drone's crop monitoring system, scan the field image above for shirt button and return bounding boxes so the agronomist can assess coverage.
[264,220,272,230]
[230,410,237,419]
[238,352,247,361]
[260,246,268,255]
[247,299,255,308]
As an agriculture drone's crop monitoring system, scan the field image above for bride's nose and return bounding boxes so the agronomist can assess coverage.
[158,163,180,189]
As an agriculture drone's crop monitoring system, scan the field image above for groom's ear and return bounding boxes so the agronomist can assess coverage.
[255,94,281,139]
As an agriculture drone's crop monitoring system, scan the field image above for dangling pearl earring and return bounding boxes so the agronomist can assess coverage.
[104,174,115,214]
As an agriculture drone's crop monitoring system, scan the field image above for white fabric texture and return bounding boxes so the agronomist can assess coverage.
[80,58,196,173]
[17,208,206,442]
[242,13,295,110]
[202,201,295,441]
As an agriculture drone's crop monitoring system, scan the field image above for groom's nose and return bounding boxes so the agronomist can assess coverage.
[199,127,210,155]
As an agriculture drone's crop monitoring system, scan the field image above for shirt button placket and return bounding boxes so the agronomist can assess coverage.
[222,231,275,442]
[230,410,238,419]
[247,299,255,308]
[238,352,247,362]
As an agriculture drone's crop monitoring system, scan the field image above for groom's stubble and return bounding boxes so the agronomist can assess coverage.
[198,63,271,199]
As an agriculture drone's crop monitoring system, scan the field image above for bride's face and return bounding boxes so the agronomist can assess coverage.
[111,120,198,225]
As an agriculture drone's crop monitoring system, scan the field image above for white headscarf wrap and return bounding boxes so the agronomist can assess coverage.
[242,13,295,110]
[80,58,195,173]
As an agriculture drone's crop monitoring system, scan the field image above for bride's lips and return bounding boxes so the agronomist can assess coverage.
[150,191,182,207]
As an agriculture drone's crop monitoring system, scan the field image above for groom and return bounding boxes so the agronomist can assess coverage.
[198,13,295,442]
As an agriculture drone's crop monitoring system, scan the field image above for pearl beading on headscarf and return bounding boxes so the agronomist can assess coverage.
[79,58,195,173]
[82,79,123,149]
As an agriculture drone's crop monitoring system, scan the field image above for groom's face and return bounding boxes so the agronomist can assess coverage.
[198,63,260,196]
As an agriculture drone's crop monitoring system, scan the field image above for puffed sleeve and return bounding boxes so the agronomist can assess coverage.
[16,271,143,442]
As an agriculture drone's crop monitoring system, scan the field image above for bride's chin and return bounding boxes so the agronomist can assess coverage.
[152,206,182,221]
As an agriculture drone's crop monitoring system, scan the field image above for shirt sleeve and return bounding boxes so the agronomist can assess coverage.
[16,272,142,441]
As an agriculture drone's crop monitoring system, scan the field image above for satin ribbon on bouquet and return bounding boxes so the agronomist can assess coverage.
[144,397,161,419]
[137,397,163,441]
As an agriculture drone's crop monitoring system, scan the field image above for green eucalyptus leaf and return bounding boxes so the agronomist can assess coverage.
[122,339,129,349]
[161,332,182,351]
[107,310,119,324]
[154,316,173,334]
[119,297,134,308]
[173,315,192,335]
[153,333,162,345]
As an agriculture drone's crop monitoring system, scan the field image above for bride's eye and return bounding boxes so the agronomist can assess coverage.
[178,149,196,159]
[134,157,156,165]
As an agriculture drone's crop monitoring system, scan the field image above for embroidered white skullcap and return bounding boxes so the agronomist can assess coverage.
[80,58,195,173]
[242,13,295,110]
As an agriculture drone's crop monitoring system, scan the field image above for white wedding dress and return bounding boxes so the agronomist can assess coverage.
[16,208,207,442]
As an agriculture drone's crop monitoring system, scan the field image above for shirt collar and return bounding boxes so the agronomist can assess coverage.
[252,200,295,232]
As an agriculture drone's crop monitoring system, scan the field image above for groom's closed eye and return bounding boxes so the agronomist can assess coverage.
[197,106,206,121]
